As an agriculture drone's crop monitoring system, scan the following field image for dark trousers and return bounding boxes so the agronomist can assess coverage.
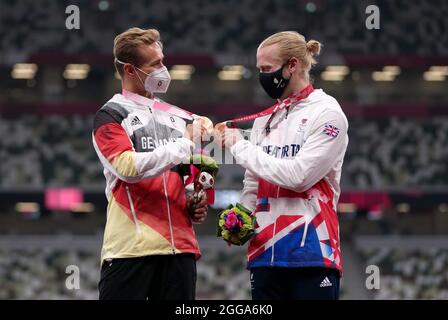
[250,267,340,300]
[99,253,196,300]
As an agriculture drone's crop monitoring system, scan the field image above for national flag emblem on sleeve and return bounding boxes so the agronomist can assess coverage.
[322,123,340,138]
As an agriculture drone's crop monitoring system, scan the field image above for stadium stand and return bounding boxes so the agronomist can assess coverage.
[355,236,448,299]
[0,237,252,300]
[1,0,448,60]
[359,248,448,299]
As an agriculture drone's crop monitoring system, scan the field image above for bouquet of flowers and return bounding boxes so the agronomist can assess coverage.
[217,203,255,246]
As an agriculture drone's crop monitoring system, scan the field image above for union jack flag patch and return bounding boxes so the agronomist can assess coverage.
[322,123,340,138]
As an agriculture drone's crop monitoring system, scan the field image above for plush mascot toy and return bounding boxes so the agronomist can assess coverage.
[180,153,219,209]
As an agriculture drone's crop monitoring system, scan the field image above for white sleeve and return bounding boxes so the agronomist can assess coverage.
[230,110,348,193]
[239,169,258,212]
[92,122,194,184]
[238,126,260,211]
[133,138,194,178]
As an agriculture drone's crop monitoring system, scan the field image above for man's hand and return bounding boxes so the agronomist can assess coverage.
[214,122,243,149]
[187,193,208,224]
[212,122,225,147]
[185,116,214,143]
[194,116,214,138]
[185,123,198,143]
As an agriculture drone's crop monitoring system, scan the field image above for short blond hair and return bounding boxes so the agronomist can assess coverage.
[259,31,321,80]
[113,27,163,76]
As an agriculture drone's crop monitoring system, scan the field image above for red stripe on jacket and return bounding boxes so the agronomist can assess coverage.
[94,122,133,163]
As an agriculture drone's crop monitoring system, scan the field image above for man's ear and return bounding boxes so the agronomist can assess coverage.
[123,64,135,77]
[288,57,300,73]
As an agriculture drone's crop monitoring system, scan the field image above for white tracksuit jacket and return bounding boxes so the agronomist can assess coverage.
[230,88,349,272]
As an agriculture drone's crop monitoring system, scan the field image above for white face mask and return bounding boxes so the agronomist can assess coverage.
[135,65,171,94]
[116,59,171,94]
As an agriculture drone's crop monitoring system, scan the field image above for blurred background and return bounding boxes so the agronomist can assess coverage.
[1,0,448,299]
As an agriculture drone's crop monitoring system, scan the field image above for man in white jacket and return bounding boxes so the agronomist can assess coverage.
[215,31,349,300]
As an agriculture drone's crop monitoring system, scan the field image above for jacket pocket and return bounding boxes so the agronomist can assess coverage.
[125,185,141,235]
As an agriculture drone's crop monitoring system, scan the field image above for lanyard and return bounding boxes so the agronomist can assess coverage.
[225,84,314,128]
[122,89,197,120]
[121,85,314,130]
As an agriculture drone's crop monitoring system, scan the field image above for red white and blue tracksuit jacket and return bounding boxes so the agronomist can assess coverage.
[230,88,348,273]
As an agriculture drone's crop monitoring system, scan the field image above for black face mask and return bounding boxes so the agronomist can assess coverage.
[259,64,290,99]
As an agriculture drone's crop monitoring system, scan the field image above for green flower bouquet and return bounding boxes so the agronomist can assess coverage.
[217,203,255,246]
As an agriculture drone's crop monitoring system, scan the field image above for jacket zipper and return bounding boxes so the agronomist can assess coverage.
[150,107,176,254]
[270,219,277,266]
[125,186,141,234]
[270,186,280,266]
[270,108,298,265]
[270,110,285,266]
[300,217,309,247]
[162,172,176,254]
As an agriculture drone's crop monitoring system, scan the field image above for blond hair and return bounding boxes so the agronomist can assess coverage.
[258,31,322,81]
[113,27,163,76]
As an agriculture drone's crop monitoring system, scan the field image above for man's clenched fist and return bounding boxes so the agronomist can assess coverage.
[185,116,214,143]
[213,122,243,149]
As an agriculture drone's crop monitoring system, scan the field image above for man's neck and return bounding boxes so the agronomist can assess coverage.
[280,78,309,100]
[122,81,154,99]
